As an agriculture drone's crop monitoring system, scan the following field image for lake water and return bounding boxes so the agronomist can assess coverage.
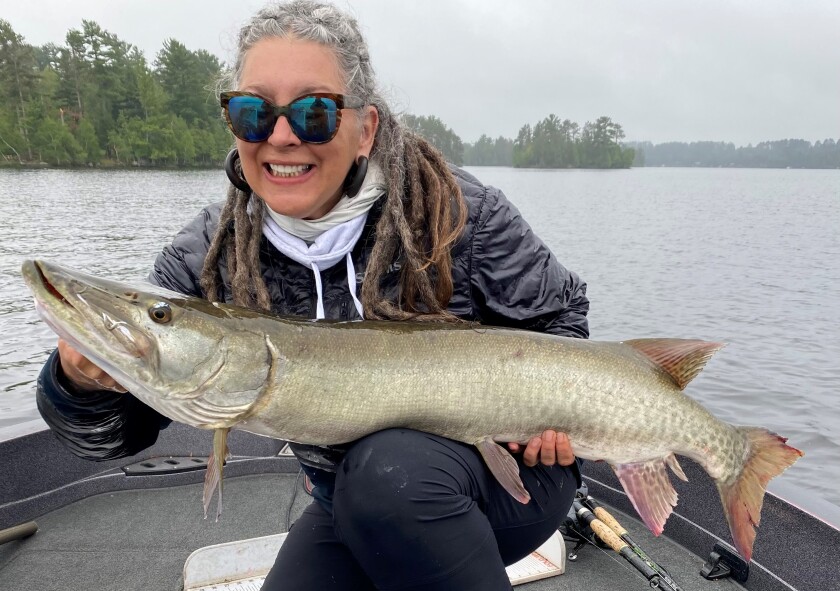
[1,166,838,525]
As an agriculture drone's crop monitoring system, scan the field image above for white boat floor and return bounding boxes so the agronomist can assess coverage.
[0,473,743,591]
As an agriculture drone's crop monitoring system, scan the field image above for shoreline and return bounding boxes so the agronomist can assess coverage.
[0,161,223,171]
[3,162,838,172]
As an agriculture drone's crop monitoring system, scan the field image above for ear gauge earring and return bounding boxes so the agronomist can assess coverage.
[343,155,369,198]
[224,149,251,193]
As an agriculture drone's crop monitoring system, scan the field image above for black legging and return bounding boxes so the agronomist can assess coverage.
[262,429,577,590]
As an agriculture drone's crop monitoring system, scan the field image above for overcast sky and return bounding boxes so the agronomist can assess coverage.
[4,0,839,145]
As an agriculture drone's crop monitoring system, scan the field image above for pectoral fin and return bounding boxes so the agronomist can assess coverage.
[203,427,230,521]
[475,437,531,504]
[612,456,679,536]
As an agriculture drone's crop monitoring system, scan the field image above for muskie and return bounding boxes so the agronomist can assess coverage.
[22,260,802,561]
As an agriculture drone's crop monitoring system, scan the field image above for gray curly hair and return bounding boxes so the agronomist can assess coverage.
[202,0,467,321]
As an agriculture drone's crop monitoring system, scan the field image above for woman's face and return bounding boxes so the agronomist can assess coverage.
[236,37,378,219]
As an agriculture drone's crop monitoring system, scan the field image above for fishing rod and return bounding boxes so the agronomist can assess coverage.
[573,500,673,589]
[579,496,683,591]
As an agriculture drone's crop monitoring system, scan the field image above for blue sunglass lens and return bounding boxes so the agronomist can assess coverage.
[288,96,339,142]
[227,96,274,142]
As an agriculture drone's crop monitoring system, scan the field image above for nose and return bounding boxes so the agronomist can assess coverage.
[267,114,301,147]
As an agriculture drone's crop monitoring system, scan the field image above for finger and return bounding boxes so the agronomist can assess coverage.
[92,376,128,393]
[523,436,542,467]
[58,339,97,379]
[60,353,98,384]
[555,432,576,466]
[57,338,84,366]
[540,430,557,465]
[57,339,126,393]
[81,368,126,391]
[507,442,521,453]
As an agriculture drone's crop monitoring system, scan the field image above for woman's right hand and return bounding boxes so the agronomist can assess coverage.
[57,338,127,393]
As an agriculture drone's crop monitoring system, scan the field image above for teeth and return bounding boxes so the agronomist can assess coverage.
[268,163,311,177]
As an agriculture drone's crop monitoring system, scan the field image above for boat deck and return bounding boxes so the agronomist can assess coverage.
[3,425,837,591]
[1,471,742,591]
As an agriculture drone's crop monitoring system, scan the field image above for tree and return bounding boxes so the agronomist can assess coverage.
[135,63,167,120]
[625,139,838,169]
[75,118,103,163]
[401,114,464,165]
[578,116,633,168]
[191,121,231,165]
[171,116,196,165]
[511,115,633,169]
[0,20,39,159]
[50,22,141,152]
[31,115,83,165]
[0,110,25,163]
[80,22,139,142]
[56,29,88,115]
[464,135,513,166]
[513,124,533,167]
[558,119,580,167]
[465,134,493,165]
[155,39,220,124]
[193,49,225,121]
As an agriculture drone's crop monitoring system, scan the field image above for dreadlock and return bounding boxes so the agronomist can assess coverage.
[201,1,467,321]
[200,182,271,310]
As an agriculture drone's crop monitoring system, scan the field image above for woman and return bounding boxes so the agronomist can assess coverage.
[36,2,590,589]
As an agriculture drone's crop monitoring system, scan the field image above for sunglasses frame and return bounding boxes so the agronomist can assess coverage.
[220,91,365,144]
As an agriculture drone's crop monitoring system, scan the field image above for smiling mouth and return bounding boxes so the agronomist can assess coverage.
[266,163,313,178]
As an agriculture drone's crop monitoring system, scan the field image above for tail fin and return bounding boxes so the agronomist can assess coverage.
[717,427,803,561]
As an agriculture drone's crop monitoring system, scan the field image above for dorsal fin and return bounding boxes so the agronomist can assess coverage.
[624,338,724,390]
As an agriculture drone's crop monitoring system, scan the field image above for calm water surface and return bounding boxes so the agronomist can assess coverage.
[1,167,838,523]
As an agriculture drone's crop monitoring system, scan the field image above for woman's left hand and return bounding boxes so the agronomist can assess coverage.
[508,430,575,467]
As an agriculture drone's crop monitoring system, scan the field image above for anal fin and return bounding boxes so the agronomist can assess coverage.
[666,453,689,482]
[612,457,679,536]
[203,427,230,521]
[475,437,531,504]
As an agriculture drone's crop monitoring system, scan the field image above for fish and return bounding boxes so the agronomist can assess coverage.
[21,259,802,562]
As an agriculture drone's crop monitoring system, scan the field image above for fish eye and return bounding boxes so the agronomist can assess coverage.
[149,302,172,323]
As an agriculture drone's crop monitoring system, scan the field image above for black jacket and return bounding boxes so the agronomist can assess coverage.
[36,167,589,467]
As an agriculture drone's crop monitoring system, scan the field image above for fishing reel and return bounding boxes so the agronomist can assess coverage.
[561,482,610,560]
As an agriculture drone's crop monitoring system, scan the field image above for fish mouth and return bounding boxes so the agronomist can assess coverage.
[22,260,156,374]
[23,260,91,347]
[31,261,70,306]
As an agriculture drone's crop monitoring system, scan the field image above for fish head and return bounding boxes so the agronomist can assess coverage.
[22,260,273,429]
